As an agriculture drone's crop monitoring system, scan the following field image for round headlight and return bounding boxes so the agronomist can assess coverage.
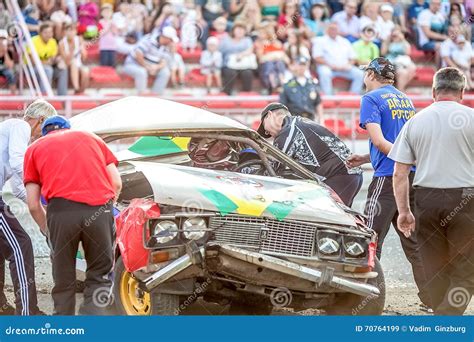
[153,220,178,244]
[183,217,207,240]
[318,237,340,255]
[344,241,365,256]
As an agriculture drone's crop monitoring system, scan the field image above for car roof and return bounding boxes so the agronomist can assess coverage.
[70,96,253,137]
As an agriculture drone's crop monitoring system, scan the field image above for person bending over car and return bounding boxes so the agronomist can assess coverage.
[257,103,363,206]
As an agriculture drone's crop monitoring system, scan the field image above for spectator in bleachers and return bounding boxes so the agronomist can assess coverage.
[440,29,473,89]
[170,42,185,88]
[331,0,360,43]
[65,0,78,23]
[352,25,380,66]
[31,22,68,95]
[130,0,148,36]
[234,0,262,38]
[123,26,177,95]
[408,0,429,27]
[300,0,325,20]
[279,56,323,122]
[50,4,72,39]
[416,0,448,53]
[359,2,382,46]
[200,36,222,93]
[255,22,288,94]
[116,31,139,55]
[259,0,283,20]
[313,22,364,95]
[0,3,11,31]
[23,5,41,37]
[180,2,199,50]
[99,3,118,66]
[276,0,306,41]
[77,0,100,39]
[211,16,229,43]
[36,0,66,21]
[285,29,311,64]
[0,30,16,93]
[387,0,407,33]
[382,26,416,92]
[150,2,177,35]
[219,21,256,95]
[408,0,428,27]
[304,2,330,37]
[59,24,89,94]
[113,2,133,36]
[448,5,471,42]
[196,0,230,45]
[227,0,246,24]
[379,4,395,43]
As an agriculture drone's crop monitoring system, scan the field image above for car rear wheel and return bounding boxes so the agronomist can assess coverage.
[324,258,385,315]
[113,256,179,315]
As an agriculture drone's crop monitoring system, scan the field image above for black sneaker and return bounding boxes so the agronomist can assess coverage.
[0,303,15,315]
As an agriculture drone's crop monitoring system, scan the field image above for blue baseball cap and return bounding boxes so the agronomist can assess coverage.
[41,115,71,136]
[360,57,396,80]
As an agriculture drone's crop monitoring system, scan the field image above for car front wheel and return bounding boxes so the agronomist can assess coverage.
[113,256,179,315]
[324,258,385,315]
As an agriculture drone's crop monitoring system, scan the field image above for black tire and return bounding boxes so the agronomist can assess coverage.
[325,258,385,315]
[113,256,179,316]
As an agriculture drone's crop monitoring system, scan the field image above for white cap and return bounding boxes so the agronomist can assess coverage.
[161,26,179,43]
[0,29,8,39]
[206,36,219,46]
[380,4,394,13]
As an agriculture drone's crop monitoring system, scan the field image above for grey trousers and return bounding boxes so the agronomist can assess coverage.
[123,63,171,94]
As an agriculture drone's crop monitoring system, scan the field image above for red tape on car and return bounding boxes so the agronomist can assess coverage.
[115,198,161,272]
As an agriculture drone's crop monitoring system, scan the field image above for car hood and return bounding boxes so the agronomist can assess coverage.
[70,96,252,137]
[127,161,357,227]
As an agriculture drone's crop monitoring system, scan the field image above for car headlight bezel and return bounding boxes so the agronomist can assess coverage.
[343,235,368,258]
[151,219,179,244]
[316,230,342,257]
[182,217,208,241]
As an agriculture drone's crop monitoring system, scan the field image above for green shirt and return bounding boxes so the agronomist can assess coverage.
[352,40,380,65]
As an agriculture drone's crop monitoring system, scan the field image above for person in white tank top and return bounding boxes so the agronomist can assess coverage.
[59,23,90,93]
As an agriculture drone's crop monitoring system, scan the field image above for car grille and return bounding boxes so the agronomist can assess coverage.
[209,215,317,257]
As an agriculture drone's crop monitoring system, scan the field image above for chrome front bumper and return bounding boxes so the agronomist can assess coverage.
[142,244,380,298]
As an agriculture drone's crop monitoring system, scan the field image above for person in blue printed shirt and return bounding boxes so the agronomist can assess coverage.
[346,57,432,311]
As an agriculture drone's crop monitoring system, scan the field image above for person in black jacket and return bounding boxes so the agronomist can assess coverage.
[257,102,363,206]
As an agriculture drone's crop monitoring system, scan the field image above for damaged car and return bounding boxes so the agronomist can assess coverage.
[71,96,384,316]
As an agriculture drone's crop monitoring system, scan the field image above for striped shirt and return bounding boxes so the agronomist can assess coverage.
[125,34,173,66]
[0,119,31,201]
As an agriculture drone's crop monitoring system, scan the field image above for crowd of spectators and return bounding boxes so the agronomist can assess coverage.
[0,0,472,96]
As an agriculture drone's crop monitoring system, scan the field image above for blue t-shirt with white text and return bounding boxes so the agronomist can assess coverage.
[359,85,416,177]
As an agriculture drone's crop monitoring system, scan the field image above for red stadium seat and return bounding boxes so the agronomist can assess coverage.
[412,66,436,86]
[337,92,360,108]
[324,118,352,137]
[237,92,269,109]
[71,100,100,110]
[90,66,122,84]
[185,68,206,87]
[177,45,202,63]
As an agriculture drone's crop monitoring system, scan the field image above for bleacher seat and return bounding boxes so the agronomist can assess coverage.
[90,66,122,85]
[324,118,352,137]
[413,66,436,86]
[237,92,269,109]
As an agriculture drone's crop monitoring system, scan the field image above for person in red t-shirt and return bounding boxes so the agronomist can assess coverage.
[24,115,122,315]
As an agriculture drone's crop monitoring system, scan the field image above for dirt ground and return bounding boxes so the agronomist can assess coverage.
[4,257,473,316]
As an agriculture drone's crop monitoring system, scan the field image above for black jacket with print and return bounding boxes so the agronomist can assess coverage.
[273,116,362,180]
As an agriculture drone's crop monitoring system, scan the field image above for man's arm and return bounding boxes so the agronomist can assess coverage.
[393,162,415,237]
[346,153,370,167]
[106,163,122,202]
[25,183,47,235]
[421,25,448,41]
[366,122,392,155]
[9,122,31,202]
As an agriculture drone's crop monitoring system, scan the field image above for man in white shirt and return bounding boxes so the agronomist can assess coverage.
[313,22,364,95]
[390,67,474,315]
[416,0,448,52]
[331,0,360,42]
[0,99,55,315]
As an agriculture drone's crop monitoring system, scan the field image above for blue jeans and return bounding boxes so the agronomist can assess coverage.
[37,65,68,95]
[316,65,364,95]
[100,50,116,67]
[0,68,16,86]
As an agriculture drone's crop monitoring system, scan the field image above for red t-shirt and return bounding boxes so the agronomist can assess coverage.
[24,129,118,206]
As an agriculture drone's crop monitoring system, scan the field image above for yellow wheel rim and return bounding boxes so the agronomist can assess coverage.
[119,271,151,315]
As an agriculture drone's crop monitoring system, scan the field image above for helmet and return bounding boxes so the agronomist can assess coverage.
[41,115,71,136]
